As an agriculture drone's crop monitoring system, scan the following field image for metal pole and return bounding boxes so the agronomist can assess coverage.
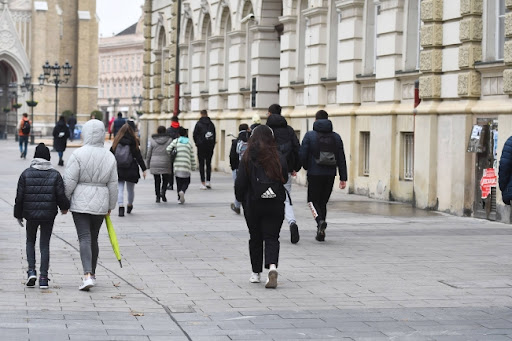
[173,0,182,117]
[54,82,58,125]
[30,88,34,145]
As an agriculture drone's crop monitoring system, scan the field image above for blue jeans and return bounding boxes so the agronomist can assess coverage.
[19,135,28,158]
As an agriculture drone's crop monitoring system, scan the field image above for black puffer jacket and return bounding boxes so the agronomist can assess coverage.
[266,114,301,172]
[111,135,147,183]
[14,158,70,221]
[499,136,512,204]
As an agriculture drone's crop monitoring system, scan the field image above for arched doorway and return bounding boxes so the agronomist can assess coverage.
[0,60,18,137]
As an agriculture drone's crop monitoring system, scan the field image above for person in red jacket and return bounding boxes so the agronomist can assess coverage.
[18,113,31,159]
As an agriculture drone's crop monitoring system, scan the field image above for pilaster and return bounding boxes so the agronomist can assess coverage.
[227,30,245,110]
[419,0,443,99]
[503,0,512,94]
[279,15,297,107]
[458,0,482,98]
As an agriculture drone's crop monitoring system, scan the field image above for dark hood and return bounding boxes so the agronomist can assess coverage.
[119,134,135,146]
[57,120,67,128]
[313,119,333,133]
[237,130,250,142]
[266,114,288,128]
[151,133,172,145]
[198,116,212,125]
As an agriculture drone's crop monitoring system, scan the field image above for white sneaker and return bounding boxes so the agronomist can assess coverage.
[91,275,96,286]
[199,184,207,190]
[79,276,94,291]
[206,182,211,189]
[179,191,185,204]
[249,273,261,283]
[265,269,278,289]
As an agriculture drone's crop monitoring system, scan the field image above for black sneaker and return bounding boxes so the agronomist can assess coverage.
[290,222,300,244]
[315,220,327,242]
[26,269,37,287]
[230,203,241,214]
[39,276,49,289]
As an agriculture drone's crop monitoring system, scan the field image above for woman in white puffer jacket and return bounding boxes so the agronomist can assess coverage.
[64,119,118,291]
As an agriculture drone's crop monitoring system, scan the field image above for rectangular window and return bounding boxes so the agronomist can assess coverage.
[363,3,379,75]
[401,133,414,181]
[404,0,421,71]
[485,0,506,61]
[498,0,505,60]
[360,132,370,176]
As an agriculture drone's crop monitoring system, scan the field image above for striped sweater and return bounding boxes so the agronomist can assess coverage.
[166,136,196,177]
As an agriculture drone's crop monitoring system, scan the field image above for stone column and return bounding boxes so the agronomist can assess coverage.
[303,7,328,106]
[458,0,482,98]
[337,0,364,104]
[503,0,512,94]
[250,25,280,108]
[140,0,153,157]
[207,35,225,110]
[190,39,205,111]
[278,16,297,107]
[375,0,404,102]
[419,0,443,100]
[227,30,245,110]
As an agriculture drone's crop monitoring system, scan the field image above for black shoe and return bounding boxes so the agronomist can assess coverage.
[161,194,167,202]
[290,222,300,244]
[119,206,125,217]
[167,184,173,190]
[315,220,327,242]
[156,196,161,203]
[127,205,133,214]
[39,276,49,289]
[58,159,64,166]
[26,269,37,287]
[230,203,240,214]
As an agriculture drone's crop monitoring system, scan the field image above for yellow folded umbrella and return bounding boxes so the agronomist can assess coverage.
[105,215,122,268]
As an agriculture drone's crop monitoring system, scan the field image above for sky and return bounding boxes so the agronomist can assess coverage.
[97,0,145,37]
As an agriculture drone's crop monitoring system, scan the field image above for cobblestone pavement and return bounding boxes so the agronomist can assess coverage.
[1,139,512,341]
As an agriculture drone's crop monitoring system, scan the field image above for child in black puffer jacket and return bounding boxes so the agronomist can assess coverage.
[14,143,70,289]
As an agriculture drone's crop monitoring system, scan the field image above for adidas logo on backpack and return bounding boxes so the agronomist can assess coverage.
[260,187,277,199]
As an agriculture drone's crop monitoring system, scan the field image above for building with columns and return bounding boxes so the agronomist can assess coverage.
[98,15,144,125]
[0,0,98,136]
[142,0,512,222]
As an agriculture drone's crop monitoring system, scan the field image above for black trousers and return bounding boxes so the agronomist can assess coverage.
[176,176,190,198]
[307,175,335,223]
[243,200,284,273]
[26,220,54,276]
[153,174,171,196]
[197,147,214,182]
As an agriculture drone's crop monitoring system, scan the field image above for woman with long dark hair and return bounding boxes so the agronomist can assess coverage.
[235,125,288,288]
[53,115,70,166]
[110,123,147,216]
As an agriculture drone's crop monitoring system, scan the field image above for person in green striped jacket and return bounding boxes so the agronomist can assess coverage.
[166,127,196,204]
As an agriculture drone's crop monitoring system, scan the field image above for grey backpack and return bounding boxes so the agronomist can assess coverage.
[115,144,133,168]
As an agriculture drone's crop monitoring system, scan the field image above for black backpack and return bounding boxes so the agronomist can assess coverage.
[115,144,133,168]
[314,132,337,167]
[203,122,215,145]
[21,120,31,135]
[249,163,285,202]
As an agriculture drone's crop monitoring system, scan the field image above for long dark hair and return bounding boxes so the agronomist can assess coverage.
[242,125,284,183]
[112,123,139,152]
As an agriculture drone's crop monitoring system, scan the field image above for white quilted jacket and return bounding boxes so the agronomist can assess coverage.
[64,120,118,215]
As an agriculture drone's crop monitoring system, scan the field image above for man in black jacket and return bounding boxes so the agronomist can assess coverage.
[299,110,347,242]
[193,110,216,189]
[14,143,70,289]
[229,123,250,214]
[113,112,127,137]
[266,104,301,244]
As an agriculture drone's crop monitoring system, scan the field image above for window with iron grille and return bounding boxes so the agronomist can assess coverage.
[360,132,370,176]
[402,132,414,180]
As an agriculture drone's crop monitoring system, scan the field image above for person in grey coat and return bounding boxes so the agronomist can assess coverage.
[64,119,118,291]
[147,126,173,202]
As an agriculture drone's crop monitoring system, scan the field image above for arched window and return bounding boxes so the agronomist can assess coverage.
[327,0,339,79]
[157,28,167,92]
[297,0,307,82]
[202,14,212,91]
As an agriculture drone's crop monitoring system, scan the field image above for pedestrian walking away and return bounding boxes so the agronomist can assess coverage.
[147,126,173,203]
[15,143,70,289]
[166,116,181,190]
[229,123,251,214]
[53,115,71,166]
[64,119,118,291]
[67,113,77,141]
[111,123,147,216]
[499,135,512,205]
[167,127,196,204]
[299,110,347,242]
[250,113,261,131]
[235,125,288,289]
[112,112,127,137]
[266,104,302,244]
[18,112,31,159]
[193,109,216,189]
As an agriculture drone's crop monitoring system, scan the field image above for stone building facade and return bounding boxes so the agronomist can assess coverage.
[142,0,512,222]
[98,16,144,125]
[0,0,98,135]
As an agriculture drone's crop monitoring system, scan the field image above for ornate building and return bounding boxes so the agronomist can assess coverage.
[98,15,144,125]
[0,0,98,135]
[142,0,512,222]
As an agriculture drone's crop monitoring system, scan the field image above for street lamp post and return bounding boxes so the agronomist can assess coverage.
[132,94,143,116]
[41,61,72,125]
[22,73,44,145]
